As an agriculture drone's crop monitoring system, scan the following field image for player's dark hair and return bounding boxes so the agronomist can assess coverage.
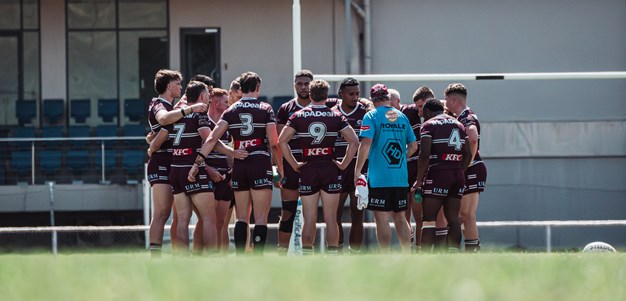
[423,98,444,113]
[190,74,215,88]
[412,86,435,102]
[338,77,359,92]
[444,83,467,97]
[230,77,241,91]
[185,81,208,103]
[239,72,261,94]
[309,80,330,102]
[211,88,228,97]
[154,69,182,94]
[294,69,314,81]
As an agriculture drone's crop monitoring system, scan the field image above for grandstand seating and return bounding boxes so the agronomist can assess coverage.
[95,149,117,171]
[11,151,32,176]
[98,98,119,122]
[41,126,64,148]
[122,150,145,176]
[68,125,91,149]
[124,98,145,122]
[38,150,62,176]
[95,125,118,148]
[43,99,64,124]
[70,99,91,123]
[15,99,37,126]
[122,124,146,148]
[66,150,90,175]
[10,127,36,150]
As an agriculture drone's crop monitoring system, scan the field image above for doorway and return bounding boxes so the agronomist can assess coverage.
[180,28,221,87]
[0,32,22,125]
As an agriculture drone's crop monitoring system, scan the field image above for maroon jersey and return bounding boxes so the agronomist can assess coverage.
[148,97,174,153]
[420,114,467,170]
[457,108,483,165]
[276,98,308,157]
[332,102,367,160]
[400,104,421,161]
[221,97,276,160]
[171,112,210,166]
[205,115,231,173]
[286,104,349,162]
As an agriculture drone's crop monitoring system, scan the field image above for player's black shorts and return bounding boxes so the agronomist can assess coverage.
[231,157,273,191]
[367,186,408,213]
[339,159,367,193]
[281,156,302,190]
[299,161,342,196]
[214,171,235,201]
[464,162,487,194]
[147,152,171,186]
[169,166,214,195]
[407,158,418,186]
[422,167,465,199]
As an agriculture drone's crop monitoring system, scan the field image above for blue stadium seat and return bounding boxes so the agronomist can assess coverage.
[98,98,119,122]
[15,99,37,126]
[11,151,32,176]
[41,126,64,148]
[95,149,117,171]
[95,125,118,148]
[123,124,146,148]
[122,150,145,175]
[68,125,91,148]
[38,150,62,176]
[272,95,292,112]
[124,98,145,122]
[66,150,90,174]
[43,99,64,124]
[258,95,268,102]
[70,99,91,123]
[10,127,36,150]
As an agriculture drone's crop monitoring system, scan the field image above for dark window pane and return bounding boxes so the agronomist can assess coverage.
[68,31,117,125]
[68,0,115,29]
[0,36,19,126]
[119,0,166,29]
[23,0,39,29]
[0,0,20,29]
[23,32,40,102]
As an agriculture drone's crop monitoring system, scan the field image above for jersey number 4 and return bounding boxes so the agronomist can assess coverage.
[448,128,462,151]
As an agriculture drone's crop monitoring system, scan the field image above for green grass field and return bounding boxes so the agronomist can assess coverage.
[1,252,624,301]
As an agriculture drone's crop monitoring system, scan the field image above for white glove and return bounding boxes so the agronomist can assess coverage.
[354,175,369,210]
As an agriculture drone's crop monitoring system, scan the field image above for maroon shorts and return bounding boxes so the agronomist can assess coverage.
[422,167,465,199]
[214,171,235,201]
[170,166,214,195]
[367,186,409,212]
[464,162,487,194]
[231,157,273,191]
[407,158,418,186]
[281,156,302,190]
[299,161,341,196]
[147,153,171,186]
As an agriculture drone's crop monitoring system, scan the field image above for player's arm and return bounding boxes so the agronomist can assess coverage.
[267,123,284,176]
[406,141,418,158]
[173,95,187,109]
[354,137,372,185]
[461,137,472,172]
[147,129,169,157]
[278,126,302,172]
[197,127,226,183]
[155,103,207,126]
[336,125,359,170]
[189,120,229,181]
[413,135,431,191]
[359,98,375,111]
[465,124,479,162]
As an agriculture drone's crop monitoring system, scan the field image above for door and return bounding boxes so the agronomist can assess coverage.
[138,37,168,102]
[0,33,21,125]
[180,28,221,87]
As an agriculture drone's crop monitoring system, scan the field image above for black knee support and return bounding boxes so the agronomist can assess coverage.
[279,200,298,233]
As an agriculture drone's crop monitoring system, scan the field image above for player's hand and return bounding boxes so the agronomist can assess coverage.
[410,180,422,193]
[233,148,249,160]
[190,102,207,113]
[291,161,306,172]
[354,173,362,188]
[187,164,200,182]
[145,132,155,144]
[205,166,225,183]
[334,160,350,171]
[147,147,154,158]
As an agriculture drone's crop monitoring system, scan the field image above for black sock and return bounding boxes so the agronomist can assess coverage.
[434,227,449,250]
[234,221,248,255]
[252,225,268,255]
[327,246,339,255]
[465,239,480,252]
[421,226,436,252]
[150,243,162,258]
[302,246,314,255]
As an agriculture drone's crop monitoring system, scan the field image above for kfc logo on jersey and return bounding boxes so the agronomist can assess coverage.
[172,148,193,156]
[441,154,463,161]
[235,138,262,149]
[304,147,332,157]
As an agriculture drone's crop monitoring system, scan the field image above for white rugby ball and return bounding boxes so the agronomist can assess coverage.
[582,241,617,253]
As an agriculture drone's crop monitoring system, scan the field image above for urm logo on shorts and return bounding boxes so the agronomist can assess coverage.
[382,139,403,167]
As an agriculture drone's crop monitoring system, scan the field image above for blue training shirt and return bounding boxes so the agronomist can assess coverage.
[359,105,416,188]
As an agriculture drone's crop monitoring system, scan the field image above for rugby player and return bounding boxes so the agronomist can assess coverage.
[355,84,417,252]
[278,79,359,254]
[412,98,472,252]
[190,72,282,255]
[444,83,487,252]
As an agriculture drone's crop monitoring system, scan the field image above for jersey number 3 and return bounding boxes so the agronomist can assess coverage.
[239,113,253,136]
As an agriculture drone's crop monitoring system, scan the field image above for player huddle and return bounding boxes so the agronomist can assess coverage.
[145,68,487,256]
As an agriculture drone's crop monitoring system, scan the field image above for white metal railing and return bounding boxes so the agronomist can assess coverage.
[1,220,624,254]
[317,71,626,82]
